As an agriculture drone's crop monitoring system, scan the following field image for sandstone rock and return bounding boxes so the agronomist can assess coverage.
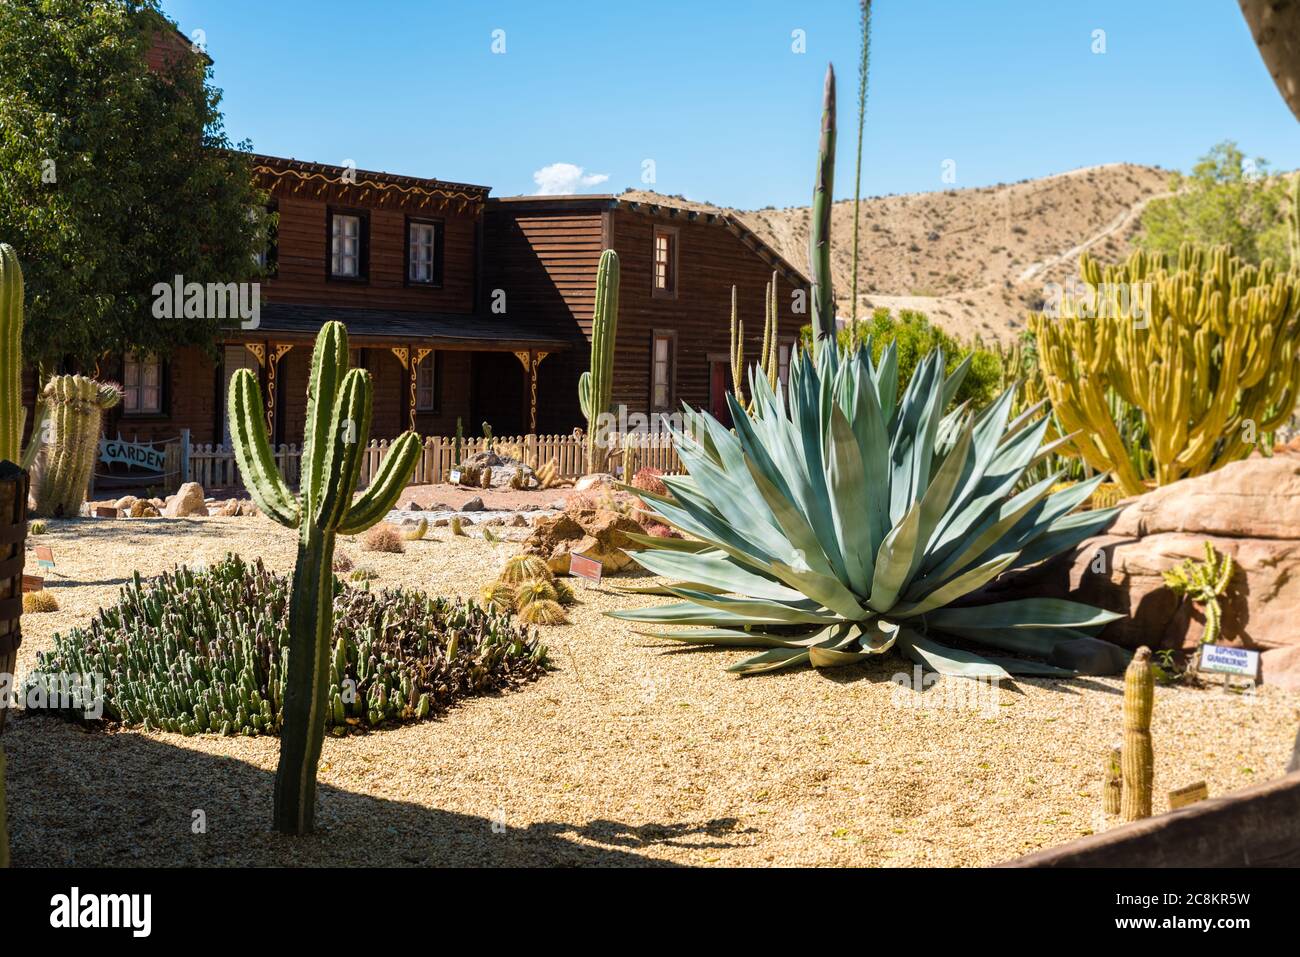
[460,496,484,512]
[163,482,207,518]
[510,513,528,527]
[402,499,423,511]
[574,473,615,493]
[484,516,505,526]
[128,500,160,518]
[524,508,641,575]
[990,454,1300,686]
[214,499,244,517]
[114,495,139,510]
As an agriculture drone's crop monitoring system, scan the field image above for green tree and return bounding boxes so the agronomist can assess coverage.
[1136,141,1290,265]
[0,0,269,368]
[800,308,1002,409]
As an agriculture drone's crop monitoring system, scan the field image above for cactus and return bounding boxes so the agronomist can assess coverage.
[450,515,466,536]
[580,249,620,473]
[32,375,121,517]
[1103,745,1122,816]
[1121,646,1155,821]
[1288,174,1299,272]
[729,285,746,408]
[22,590,58,613]
[400,517,428,541]
[519,598,567,626]
[1162,541,1235,645]
[228,321,421,835]
[453,417,463,468]
[1030,244,1300,495]
[500,554,553,584]
[515,579,558,610]
[479,580,516,614]
[535,459,559,489]
[761,270,780,390]
[0,244,46,471]
[25,555,547,738]
[809,63,837,355]
[482,421,493,450]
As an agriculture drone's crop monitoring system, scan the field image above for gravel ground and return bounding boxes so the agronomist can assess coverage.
[5,514,1298,867]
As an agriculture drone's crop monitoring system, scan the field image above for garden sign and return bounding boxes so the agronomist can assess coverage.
[100,434,167,472]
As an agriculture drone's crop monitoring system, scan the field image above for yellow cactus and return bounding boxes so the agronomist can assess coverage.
[1162,541,1235,644]
[1121,647,1155,821]
[1103,745,1122,816]
[1030,244,1300,495]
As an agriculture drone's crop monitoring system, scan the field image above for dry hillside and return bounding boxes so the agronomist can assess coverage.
[622,162,1172,342]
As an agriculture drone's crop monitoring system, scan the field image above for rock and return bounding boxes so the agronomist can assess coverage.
[427,501,452,511]
[547,499,567,510]
[402,499,423,511]
[432,517,449,527]
[214,499,243,517]
[460,496,485,512]
[524,508,642,575]
[163,482,207,518]
[510,513,528,527]
[128,500,161,518]
[1261,646,1300,692]
[461,450,507,469]
[484,516,506,526]
[574,473,615,493]
[149,498,166,509]
[114,495,139,510]
[989,454,1300,685]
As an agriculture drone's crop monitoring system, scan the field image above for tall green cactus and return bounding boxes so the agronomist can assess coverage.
[730,274,780,415]
[0,244,46,470]
[33,375,121,517]
[809,63,837,355]
[580,249,620,473]
[229,321,420,834]
[729,285,746,408]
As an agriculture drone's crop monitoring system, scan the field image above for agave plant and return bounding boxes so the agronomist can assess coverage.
[608,342,1126,678]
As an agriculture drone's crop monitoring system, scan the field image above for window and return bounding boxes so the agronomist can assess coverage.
[653,227,677,296]
[651,332,674,410]
[123,352,163,415]
[329,210,367,279]
[250,204,277,274]
[778,342,792,389]
[406,219,443,286]
[415,352,437,411]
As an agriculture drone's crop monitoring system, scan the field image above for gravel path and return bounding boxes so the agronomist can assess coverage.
[5,515,1298,867]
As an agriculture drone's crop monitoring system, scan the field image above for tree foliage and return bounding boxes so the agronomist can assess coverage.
[1136,141,1291,266]
[801,308,1002,410]
[0,0,269,367]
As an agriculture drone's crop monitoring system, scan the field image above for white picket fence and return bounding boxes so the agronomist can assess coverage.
[186,432,682,492]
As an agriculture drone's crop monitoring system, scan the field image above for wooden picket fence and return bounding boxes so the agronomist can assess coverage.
[186,432,682,492]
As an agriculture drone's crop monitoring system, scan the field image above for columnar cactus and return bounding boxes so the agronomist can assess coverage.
[1103,745,1122,816]
[1030,244,1300,495]
[0,244,45,470]
[33,375,121,517]
[730,274,779,415]
[579,249,620,473]
[1121,646,1155,821]
[228,321,421,834]
[1288,174,1299,272]
[729,285,745,408]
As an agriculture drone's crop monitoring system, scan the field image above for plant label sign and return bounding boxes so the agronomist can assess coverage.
[33,544,54,571]
[1198,644,1259,679]
[21,574,43,593]
[570,552,602,585]
[1168,780,1209,810]
[449,469,462,485]
[94,506,119,518]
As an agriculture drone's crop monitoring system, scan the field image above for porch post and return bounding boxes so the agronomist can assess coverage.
[513,351,550,434]
[265,343,293,438]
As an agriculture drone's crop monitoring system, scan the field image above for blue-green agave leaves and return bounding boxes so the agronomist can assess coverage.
[606,342,1124,679]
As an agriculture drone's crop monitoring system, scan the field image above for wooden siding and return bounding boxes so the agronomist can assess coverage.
[264,195,479,315]
[607,208,807,417]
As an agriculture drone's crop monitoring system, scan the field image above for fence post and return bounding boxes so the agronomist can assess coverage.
[179,429,191,486]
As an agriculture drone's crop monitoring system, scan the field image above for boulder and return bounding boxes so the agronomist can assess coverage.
[162,482,207,518]
[989,454,1300,686]
[402,499,423,511]
[460,496,485,512]
[213,498,244,517]
[128,500,161,518]
[523,508,642,575]
[113,495,139,511]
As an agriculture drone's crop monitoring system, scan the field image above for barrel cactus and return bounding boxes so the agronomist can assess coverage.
[228,320,421,835]
[32,375,121,517]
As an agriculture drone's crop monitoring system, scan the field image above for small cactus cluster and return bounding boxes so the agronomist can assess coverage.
[479,553,575,626]
[26,555,548,736]
[32,375,122,518]
[22,590,58,613]
[449,515,467,536]
[535,459,560,489]
[27,519,46,535]
[400,517,428,541]
[1162,541,1235,645]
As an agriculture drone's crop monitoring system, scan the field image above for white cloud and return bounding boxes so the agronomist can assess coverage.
[531,162,610,195]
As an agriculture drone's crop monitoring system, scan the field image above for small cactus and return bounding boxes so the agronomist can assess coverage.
[1121,646,1155,821]
[1103,745,1122,816]
[553,578,576,607]
[514,579,558,609]
[363,524,404,554]
[23,590,58,614]
[536,459,559,489]
[33,375,122,517]
[500,554,552,584]
[28,519,46,535]
[1163,541,1235,645]
[449,516,466,536]
[479,580,515,614]
[519,598,567,626]
[400,518,428,541]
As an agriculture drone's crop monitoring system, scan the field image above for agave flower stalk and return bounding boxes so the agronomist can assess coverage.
[609,342,1125,678]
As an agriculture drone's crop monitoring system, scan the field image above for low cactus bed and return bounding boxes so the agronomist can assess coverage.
[25,555,548,736]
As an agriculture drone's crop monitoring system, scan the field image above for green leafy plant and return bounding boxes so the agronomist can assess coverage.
[26,555,548,734]
[609,343,1124,677]
[228,320,421,834]
[1162,541,1235,645]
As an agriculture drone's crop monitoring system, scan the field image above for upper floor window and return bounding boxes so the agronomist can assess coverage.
[329,210,367,280]
[651,331,675,410]
[123,352,163,415]
[415,352,437,411]
[406,219,443,286]
[653,227,677,297]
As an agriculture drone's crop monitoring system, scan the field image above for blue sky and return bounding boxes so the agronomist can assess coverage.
[161,0,1300,210]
